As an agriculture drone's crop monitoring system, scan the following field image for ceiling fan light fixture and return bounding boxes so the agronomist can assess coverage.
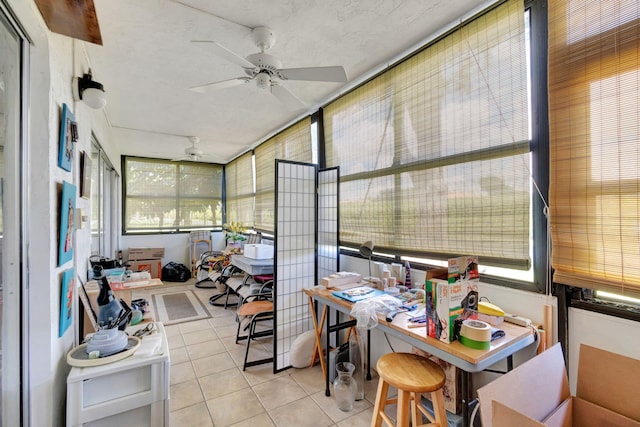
[255,72,271,90]
[77,69,107,109]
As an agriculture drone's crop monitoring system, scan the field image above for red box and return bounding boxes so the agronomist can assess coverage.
[129,260,162,279]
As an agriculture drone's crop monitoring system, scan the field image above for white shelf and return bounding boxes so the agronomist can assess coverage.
[67,322,170,427]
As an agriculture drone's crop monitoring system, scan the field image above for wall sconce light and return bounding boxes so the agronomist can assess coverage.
[76,69,107,109]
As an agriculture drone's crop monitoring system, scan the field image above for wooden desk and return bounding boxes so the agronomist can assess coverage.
[303,286,536,426]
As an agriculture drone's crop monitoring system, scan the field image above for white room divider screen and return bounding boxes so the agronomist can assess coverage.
[274,160,317,371]
[273,161,339,372]
[317,167,339,280]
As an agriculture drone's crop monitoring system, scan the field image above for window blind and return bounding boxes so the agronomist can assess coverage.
[254,117,312,232]
[549,0,640,297]
[324,0,530,268]
[225,151,254,227]
[123,157,223,232]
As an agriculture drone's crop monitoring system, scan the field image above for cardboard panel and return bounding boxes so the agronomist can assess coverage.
[573,397,640,427]
[493,401,545,427]
[542,397,572,427]
[577,344,640,422]
[478,343,570,427]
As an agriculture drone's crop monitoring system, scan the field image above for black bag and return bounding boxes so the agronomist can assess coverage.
[161,262,191,282]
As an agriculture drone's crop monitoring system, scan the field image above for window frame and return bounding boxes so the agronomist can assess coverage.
[121,155,224,234]
[319,0,549,292]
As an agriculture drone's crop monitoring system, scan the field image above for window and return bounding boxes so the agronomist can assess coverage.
[254,118,312,232]
[123,157,223,233]
[549,0,640,298]
[225,151,254,227]
[324,0,532,273]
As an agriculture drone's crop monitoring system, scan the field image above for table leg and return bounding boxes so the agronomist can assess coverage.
[461,369,471,427]
[325,307,332,396]
[366,329,372,380]
[507,355,514,371]
[307,295,327,380]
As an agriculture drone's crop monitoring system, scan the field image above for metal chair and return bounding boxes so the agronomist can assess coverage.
[235,277,274,370]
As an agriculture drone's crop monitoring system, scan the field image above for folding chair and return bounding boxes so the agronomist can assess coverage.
[208,263,244,308]
[235,277,274,370]
[194,250,225,287]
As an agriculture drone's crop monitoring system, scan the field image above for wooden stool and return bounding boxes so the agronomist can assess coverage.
[371,352,447,427]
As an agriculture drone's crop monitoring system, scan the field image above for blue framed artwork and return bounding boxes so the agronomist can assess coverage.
[59,268,75,337]
[58,181,76,266]
[58,103,77,171]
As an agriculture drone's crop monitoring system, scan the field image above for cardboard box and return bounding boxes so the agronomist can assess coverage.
[412,347,461,414]
[129,259,162,279]
[243,243,274,260]
[448,255,479,282]
[128,247,165,261]
[478,343,640,427]
[427,278,478,343]
[320,272,362,289]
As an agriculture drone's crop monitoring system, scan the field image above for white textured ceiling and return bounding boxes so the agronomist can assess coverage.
[87,0,486,163]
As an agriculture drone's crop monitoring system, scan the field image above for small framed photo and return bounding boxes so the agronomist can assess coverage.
[58,181,76,266]
[58,103,77,172]
[80,151,92,199]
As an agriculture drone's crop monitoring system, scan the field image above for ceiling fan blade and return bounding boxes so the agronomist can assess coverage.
[279,66,347,82]
[271,84,306,111]
[191,40,256,70]
[189,77,251,93]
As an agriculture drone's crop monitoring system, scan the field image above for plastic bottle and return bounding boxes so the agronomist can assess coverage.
[94,266,125,329]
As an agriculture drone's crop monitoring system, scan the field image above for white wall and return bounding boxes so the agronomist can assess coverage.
[6,1,122,424]
[120,231,227,269]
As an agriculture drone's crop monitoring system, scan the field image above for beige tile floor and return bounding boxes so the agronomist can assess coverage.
[136,280,394,427]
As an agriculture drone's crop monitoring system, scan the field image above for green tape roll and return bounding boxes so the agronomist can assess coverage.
[459,335,490,350]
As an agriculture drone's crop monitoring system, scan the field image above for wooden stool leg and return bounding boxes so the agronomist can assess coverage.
[411,392,420,427]
[371,379,389,427]
[396,389,410,427]
[430,390,447,427]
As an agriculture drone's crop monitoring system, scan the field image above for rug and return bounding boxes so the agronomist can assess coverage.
[152,290,211,325]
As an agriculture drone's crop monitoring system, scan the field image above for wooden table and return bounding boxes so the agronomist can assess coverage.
[303,286,536,426]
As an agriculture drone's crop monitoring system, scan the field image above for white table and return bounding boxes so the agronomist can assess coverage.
[66,322,170,427]
[230,255,274,276]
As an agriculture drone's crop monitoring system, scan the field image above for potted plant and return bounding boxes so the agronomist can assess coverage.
[223,222,247,253]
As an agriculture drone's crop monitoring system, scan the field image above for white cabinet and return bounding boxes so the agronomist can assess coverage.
[66,323,170,427]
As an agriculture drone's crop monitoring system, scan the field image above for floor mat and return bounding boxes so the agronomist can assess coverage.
[152,289,211,325]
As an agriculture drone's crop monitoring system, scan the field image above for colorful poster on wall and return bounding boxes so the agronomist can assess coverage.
[58,181,76,266]
[59,268,75,337]
[58,103,77,171]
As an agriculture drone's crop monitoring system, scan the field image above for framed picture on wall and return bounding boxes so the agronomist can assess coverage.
[58,181,76,266]
[80,151,92,199]
[58,103,77,172]
[59,268,75,337]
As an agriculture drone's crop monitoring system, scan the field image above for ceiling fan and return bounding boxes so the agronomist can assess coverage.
[189,26,348,110]
[172,136,205,161]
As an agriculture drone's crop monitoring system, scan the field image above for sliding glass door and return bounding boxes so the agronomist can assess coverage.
[0,6,24,426]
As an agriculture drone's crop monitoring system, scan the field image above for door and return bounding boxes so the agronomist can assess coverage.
[0,7,24,427]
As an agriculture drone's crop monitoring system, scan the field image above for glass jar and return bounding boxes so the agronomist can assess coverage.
[333,362,357,412]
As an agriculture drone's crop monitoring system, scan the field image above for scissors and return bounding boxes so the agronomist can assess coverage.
[133,322,156,338]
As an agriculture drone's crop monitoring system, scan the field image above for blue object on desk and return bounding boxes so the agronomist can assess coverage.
[331,286,385,303]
